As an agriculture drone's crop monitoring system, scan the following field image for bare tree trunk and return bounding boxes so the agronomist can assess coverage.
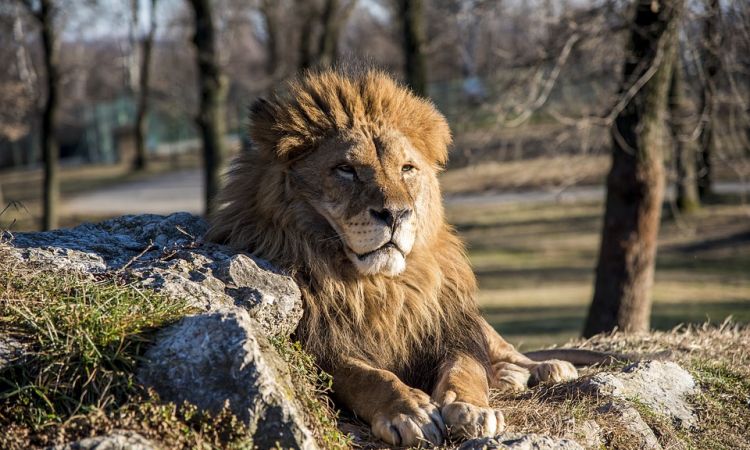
[134,0,157,171]
[583,0,682,338]
[316,0,356,68]
[669,51,700,213]
[398,0,427,97]
[38,0,59,231]
[187,0,227,216]
[698,0,721,200]
[296,0,315,71]
[260,0,280,76]
[317,0,339,68]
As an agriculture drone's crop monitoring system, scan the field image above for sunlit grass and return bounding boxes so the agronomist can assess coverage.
[450,198,750,349]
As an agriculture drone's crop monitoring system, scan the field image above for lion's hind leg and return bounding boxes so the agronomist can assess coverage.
[490,361,530,392]
[481,319,578,388]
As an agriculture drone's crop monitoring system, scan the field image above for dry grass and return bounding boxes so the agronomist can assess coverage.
[446,198,750,349]
[439,155,610,195]
[343,323,750,449]
[0,250,349,449]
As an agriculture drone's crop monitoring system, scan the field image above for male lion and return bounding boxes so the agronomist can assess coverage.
[208,69,578,446]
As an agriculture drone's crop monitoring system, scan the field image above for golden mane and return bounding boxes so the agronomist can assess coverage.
[208,69,487,390]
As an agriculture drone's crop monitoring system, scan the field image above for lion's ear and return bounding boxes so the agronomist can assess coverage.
[248,97,310,162]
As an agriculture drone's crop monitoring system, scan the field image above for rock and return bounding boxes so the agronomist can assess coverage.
[459,433,584,450]
[52,430,157,450]
[571,420,603,449]
[3,213,302,336]
[0,335,26,371]
[138,310,317,450]
[578,360,697,428]
[596,403,662,450]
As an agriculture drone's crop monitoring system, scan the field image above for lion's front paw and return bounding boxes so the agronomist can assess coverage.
[371,388,446,447]
[529,359,578,385]
[441,400,505,440]
[490,362,531,393]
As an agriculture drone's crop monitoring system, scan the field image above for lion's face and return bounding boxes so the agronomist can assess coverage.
[290,127,436,277]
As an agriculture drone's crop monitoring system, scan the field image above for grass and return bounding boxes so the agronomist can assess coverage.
[485,323,750,450]
[444,197,750,349]
[271,338,352,449]
[0,249,347,449]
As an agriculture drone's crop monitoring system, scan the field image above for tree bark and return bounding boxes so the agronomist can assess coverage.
[698,0,721,199]
[187,0,227,217]
[583,0,682,338]
[260,0,280,76]
[398,0,427,97]
[38,0,59,231]
[134,0,157,171]
[669,51,700,213]
[317,0,339,68]
[296,0,315,71]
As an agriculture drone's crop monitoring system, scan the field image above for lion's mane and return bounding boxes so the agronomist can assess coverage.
[208,69,488,390]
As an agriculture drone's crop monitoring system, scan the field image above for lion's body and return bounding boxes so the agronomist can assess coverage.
[208,69,577,446]
[207,70,487,391]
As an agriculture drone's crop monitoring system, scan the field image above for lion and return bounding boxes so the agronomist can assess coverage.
[207,69,578,446]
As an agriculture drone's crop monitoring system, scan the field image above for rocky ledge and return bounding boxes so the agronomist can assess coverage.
[1,214,707,450]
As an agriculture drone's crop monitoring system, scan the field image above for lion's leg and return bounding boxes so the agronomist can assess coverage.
[330,358,445,447]
[481,318,578,388]
[432,353,505,440]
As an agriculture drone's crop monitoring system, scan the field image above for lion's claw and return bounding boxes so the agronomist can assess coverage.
[490,362,531,392]
[371,389,445,447]
[441,401,505,440]
[529,359,578,385]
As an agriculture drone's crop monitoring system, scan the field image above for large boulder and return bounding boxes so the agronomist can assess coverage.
[3,214,312,448]
[52,430,158,450]
[3,213,302,336]
[459,433,584,450]
[578,360,697,428]
[138,310,317,450]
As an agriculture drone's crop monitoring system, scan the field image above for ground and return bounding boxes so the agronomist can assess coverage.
[1,155,749,449]
[2,154,749,348]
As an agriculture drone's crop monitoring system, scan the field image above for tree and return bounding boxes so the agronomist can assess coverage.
[187,0,227,216]
[293,0,357,71]
[668,51,700,213]
[259,0,281,76]
[20,0,60,230]
[583,0,682,337]
[132,0,158,171]
[697,0,721,199]
[397,0,427,97]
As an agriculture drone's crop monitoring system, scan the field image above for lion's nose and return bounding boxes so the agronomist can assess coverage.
[369,208,412,227]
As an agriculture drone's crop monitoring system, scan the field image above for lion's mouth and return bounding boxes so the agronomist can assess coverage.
[355,242,402,260]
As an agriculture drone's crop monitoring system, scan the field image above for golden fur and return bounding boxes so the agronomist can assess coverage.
[208,69,578,445]
[208,69,487,387]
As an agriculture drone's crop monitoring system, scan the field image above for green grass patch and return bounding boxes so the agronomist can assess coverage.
[271,337,352,450]
[0,257,353,448]
[0,269,193,427]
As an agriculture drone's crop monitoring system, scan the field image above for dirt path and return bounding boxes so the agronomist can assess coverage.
[62,168,748,216]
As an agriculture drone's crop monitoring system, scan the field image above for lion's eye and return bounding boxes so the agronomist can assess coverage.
[402,164,416,173]
[335,164,356,180]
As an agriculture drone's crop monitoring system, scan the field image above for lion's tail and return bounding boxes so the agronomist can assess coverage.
[523,348,673,367]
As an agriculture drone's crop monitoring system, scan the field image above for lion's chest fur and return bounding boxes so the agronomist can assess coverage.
[296,240,487,391]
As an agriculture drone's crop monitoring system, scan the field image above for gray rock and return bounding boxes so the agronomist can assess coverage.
[459,433,584,450]
[0,335,26,371]
[571,420,602,449]
[3,213,302,336]
[578,360,697,428]
[138,310,317,450]
[596,402,662,450]
[52,430,158,450]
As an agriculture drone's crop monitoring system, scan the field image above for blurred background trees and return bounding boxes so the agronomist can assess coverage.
[0,0,749,341]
